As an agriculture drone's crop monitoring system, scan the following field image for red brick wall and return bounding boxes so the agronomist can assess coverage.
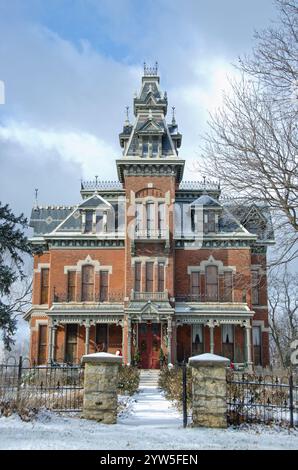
[32,249,125,306]
[124,175,176,299]
[175,248,252,303]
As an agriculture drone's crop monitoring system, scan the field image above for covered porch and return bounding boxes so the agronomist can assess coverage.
[175,302,255,368]
[47,305,124,364]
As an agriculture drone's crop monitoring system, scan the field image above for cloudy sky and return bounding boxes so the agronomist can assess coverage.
[0,0,279,218]
[0,0,285,351]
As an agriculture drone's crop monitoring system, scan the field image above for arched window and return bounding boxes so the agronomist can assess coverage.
[81,265,94,301]
[205,265,218,301]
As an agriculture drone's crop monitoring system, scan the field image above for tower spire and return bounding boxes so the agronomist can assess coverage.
[34,188,39,209]
[172,106,176,125]
[124,106,130,125]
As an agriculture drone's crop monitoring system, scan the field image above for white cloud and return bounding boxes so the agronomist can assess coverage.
[0,122,117,178]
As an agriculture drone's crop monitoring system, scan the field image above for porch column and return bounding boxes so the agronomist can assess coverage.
[209,324,215,354]
[50,325,57,363]
[85,323,90,355]
[127,317,132,364]
[167,317,172,364]
[245,323,252,366]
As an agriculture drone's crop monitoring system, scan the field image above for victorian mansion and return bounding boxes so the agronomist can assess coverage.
[25,64,274,369]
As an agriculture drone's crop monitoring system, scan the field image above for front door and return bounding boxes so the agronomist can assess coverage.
[138,323,161,369]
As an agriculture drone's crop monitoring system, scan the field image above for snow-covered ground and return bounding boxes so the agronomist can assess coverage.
[0,384,298,450]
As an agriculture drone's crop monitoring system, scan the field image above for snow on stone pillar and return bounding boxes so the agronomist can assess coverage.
[189,353,230,428]
[82,352,122,424]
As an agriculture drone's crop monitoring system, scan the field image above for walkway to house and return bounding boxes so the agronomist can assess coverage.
[120,369,182,427]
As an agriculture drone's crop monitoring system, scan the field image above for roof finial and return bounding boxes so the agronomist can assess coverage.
[125,106,130,125]
[34,188,39,209]
[95,175,98,187]
[172,106,176,125]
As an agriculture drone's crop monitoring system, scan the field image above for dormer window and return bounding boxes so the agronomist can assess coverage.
[204,211,216,233]
[85,211,93,233]
[152,137,159,157]
[141,136,160,158]
[142,137,149,157]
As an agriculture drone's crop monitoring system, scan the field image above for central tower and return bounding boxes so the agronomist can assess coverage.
[118,63,184,365]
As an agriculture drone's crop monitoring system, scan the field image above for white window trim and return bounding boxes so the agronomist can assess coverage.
[34,263,50,273]
[64,255,112,274]
[187,255,236,275]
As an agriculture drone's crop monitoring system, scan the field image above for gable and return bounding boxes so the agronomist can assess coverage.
[137,119,164,134]
[79,194,112,210]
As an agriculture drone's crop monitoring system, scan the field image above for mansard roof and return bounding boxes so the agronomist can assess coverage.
[223,201,275,242]
[30,206,74,235]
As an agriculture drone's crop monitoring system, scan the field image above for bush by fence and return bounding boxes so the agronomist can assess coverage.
[158,365,192,412]
[118,365,140,396]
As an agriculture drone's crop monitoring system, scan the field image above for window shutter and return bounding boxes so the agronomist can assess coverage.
[81,265,94,301]
[158,263,165,292]
[67,271,76,301]
[40,268,49,304]
[205,265,218,301]
[145,262,154,292]
[190,272,200,299]
[100,271,109,301]
[135,262,141,292]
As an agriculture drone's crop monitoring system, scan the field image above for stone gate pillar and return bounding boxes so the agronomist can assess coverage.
[82,352,122,424]
[189,353,230,428]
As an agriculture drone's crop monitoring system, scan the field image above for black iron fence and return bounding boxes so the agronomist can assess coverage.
[227,371,298,427]
[0,356,84,412]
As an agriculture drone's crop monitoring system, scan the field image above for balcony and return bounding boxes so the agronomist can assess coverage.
[175,293,233,303]
[134,229,167,241]
[130,290,169,301]
[52,290,124,303]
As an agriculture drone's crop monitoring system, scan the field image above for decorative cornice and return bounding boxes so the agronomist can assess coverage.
[116,159,185,183]
[48,239,125,248]
[175,239,252,248]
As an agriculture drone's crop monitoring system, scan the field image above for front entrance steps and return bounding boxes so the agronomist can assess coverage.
[139,369,160,388]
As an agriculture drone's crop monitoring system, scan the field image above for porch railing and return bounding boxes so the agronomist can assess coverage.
[134,229,167,240]
[52,289,124,303]
[130,290,169,301]
[175,293,233,303]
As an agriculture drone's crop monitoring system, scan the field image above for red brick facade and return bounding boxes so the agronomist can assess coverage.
[26,67,272,369]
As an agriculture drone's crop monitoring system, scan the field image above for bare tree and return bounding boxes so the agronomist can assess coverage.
[239,0,298,105]
[201,0,298,265]
[4,276,32,324]
[268,268,298,367]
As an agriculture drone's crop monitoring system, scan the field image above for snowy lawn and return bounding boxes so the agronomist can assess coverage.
[0,385,298,450]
